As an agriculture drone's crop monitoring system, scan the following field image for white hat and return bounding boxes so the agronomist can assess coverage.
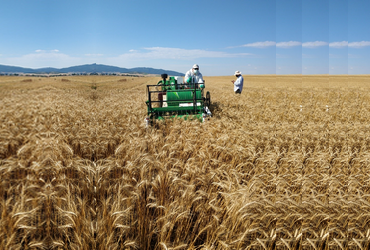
[234,70,241,76]
[193,64,199,69]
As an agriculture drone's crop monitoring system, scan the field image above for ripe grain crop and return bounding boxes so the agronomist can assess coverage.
[0,75,369,249]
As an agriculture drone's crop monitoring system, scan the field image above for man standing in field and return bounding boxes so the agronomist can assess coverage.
[185,64,204,87]
[231,71,243,94]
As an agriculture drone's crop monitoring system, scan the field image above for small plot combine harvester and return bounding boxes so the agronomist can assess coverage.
[145,74,211,126]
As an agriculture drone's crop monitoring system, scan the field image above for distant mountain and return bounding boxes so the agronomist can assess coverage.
[0,63,185,76]
[0,65,38,73]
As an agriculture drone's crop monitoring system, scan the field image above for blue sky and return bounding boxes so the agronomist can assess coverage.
[0,0,369,76]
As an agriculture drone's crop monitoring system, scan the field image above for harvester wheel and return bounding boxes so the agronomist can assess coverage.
[205,91,211,107]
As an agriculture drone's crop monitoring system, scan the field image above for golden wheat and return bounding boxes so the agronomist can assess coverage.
[0,75,369,249]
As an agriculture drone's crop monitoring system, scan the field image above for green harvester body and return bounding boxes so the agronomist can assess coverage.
[145,75,210,123]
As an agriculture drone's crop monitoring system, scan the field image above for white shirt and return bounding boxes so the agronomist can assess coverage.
[185,69,204,84]
[234,75,244,92]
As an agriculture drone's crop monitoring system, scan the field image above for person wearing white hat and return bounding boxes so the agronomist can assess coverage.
[184,64,204,87]
[231,70,243,94]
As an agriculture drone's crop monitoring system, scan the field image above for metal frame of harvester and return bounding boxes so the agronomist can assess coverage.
[145,74,211,126]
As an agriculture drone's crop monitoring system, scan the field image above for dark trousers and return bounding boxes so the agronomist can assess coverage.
[235,89,241,94]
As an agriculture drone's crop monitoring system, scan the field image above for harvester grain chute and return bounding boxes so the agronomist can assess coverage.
[145,74,211,126]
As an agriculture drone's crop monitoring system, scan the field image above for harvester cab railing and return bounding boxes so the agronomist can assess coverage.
[146,84,201,108]
[145,74,211,125]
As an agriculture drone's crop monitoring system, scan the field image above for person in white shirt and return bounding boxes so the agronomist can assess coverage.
[231,70,243,94]
[184,64,204,87]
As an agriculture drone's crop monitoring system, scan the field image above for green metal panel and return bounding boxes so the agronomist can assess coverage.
[166,89,202,106]
[166,90,201,100]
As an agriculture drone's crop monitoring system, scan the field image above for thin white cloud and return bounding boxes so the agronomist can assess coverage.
[0,47,255,71]
[302,53,315,58]
[348,41,370,48]
[276,41,301,48]
[85,53,103,57]
[232,40,369,49]
[35,49,59,53]
[302,41,328,48]
[240,41,276,48]
[348,53,360,58]
[329,54,344,58]
[114,47,252,61]
[4,50,81,68]
[329,41,348,48]
[276,54,289,58]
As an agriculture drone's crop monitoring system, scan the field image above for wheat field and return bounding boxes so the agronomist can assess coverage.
[0,75,369,249]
